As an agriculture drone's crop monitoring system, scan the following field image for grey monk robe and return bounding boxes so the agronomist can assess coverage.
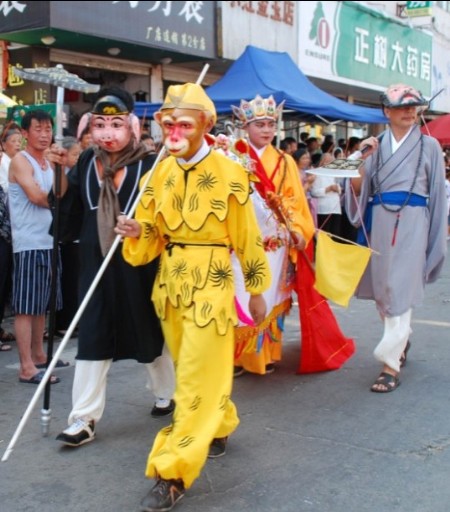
[345,125,447,317]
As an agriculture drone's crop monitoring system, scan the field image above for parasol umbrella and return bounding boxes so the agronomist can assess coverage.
[12,65,100,436]
[0,91,17,117]
[0,91,17,107]
[421,113,450,146]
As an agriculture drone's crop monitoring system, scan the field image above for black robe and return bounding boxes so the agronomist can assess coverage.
[56,148,163,363]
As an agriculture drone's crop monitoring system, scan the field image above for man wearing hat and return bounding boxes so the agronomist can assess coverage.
[346,83,447,393]
[49,86,175,448]
[116,83,271,511]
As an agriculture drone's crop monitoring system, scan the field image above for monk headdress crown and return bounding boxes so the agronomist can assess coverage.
[231,95,284,127]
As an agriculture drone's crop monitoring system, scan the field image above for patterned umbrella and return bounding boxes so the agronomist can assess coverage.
[13,65,100,139]
[13,66,99,92]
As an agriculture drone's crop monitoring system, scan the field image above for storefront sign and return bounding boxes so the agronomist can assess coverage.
[0,1,215,58]
[298,1,432,96]
[7,102,56,128]
[406,1,432,18]
[4,48,51,106]
[429,37,450,113]
[221,1,297,60]
[0,1,48,27]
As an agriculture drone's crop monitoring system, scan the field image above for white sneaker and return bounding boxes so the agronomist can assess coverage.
[56,418,95,447]
[151,399,175,418]
[154,398,171,409]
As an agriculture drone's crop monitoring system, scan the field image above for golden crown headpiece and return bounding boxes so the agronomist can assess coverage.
[231,95,284,127]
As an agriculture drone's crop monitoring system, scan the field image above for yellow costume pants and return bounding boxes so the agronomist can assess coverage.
[145,301,240,488]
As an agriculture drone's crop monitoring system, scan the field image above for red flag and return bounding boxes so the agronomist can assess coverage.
[295,244,355,373]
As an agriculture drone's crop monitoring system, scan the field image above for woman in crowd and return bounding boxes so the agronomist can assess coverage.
[310,152,342,237]
[293,147,317,227]
[54,136,82,335]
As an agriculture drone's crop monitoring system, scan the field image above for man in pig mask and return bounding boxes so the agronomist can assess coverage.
[49,87,175,448]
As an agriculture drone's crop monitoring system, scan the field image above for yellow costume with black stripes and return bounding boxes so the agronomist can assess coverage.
[122,146,271,488]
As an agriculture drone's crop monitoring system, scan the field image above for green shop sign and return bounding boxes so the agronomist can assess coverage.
[7,103,56,131]
[332,2,431,95]
[406,2,432,17]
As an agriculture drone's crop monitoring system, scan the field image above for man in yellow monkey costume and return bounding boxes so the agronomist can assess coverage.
[116,83,271,512]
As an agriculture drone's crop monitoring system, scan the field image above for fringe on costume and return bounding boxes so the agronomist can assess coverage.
[234,297,292,360]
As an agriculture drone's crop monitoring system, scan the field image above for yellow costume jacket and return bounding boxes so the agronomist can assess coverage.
[122,149,271,335]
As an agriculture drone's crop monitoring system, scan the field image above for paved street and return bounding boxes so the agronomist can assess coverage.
[1,250,450,512]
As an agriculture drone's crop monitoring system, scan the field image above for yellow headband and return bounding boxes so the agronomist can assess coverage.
[160,83,217,123]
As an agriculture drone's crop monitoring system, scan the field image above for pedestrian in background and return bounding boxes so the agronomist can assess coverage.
[310,152,342,237]
[8,110,63,384]
[0,123,22,346]
[54,136,82,336]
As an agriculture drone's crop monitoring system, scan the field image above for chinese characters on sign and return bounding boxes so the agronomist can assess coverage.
[109,1,213,56]
[355,28,430,81]
[300,2,432,95]
[33,88,48,104]
[0,1,27,17]
[8,63,24,87]
[228,1,295,26]
[0,2,215,59]
[7,63,49,105]
[113,1,204,23]
[146,26,206,50]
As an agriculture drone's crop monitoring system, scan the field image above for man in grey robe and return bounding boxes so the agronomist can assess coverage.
[345,84,447,393]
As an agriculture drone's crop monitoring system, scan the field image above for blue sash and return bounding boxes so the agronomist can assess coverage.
[357,191,428,245]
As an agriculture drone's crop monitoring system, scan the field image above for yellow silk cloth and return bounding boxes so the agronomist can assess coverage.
[314,230,372,307]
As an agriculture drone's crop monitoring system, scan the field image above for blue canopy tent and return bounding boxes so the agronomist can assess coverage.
[134,45,387,124]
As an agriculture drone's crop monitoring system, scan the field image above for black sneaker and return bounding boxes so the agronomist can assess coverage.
[208,436,228,458]
[233,366,246,378]
[151,399,175,418]
[56,418,95,447]
[140,477,185,512]
[265,363,275,374]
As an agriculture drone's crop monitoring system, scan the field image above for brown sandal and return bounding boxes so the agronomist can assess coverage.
[399,340,411,368]
[0,329,15,342]
[370,372,400,393]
